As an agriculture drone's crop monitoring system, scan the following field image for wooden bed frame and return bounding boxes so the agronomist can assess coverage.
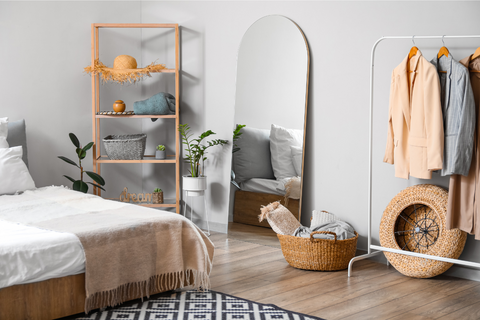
[233,190,300,227]
[0,273,182,320]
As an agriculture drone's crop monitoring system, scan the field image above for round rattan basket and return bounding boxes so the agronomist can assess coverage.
[277,231,358,271]
[379,184,467,278]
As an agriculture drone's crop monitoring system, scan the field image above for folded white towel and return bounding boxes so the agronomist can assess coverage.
[310,210,340,229]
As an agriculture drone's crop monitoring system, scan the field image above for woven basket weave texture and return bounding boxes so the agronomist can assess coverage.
[277,231,358,271]
[103,134,147,160]
[379,184,467,278]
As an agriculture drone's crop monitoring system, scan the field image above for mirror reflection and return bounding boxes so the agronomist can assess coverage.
[229,15,310,246]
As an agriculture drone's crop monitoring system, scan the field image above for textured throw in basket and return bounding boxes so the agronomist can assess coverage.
[103,134,147,160]
[278,231,358,271]
[259,201,301,235]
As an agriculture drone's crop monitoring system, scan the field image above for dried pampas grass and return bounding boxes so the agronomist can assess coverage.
[84,59,166,84]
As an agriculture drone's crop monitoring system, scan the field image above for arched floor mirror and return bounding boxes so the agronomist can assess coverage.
[228,15,310,246]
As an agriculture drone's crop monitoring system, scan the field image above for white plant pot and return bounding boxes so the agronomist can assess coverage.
[183,175,207,196]
[155,150,166,159]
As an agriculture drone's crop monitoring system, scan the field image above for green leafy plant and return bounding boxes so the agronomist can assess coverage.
[231,124,246,189]
[58,133,106,193]
[178,124,228,178]
[232,124,246,154]
[153,188,162,193]
[156,145,166,151]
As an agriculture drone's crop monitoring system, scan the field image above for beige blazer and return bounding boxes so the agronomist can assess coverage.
[384,50,444,179]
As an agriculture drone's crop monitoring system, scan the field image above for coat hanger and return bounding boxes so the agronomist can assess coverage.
[408,35,418,59]
[437,36,448,73]
[472,47,480,60]
[469,47,480,73]
[437,36,449,59]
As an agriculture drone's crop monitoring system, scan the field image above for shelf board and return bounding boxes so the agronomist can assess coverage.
[96,114,176,119]
[94,23,178,29]
[97,155,177,163]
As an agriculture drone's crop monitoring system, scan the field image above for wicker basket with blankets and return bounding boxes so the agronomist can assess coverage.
[259,202,358,271]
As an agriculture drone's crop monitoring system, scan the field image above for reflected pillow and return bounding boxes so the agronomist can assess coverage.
[0,117,8,149]
[233,126,275,183]
[7,119,28,167]
[270,124,303,180]
[0,146,36,195]
[291,145,303,176]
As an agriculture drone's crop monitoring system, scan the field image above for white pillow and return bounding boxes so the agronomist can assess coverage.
[0,146,35,195]
[291,145,303,176]
[0,117,9,149]
[269,124,303,180]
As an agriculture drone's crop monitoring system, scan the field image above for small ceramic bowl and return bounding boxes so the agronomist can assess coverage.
[113,100,126,112]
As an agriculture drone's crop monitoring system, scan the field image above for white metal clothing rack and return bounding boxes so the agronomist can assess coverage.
[348,35,480,277]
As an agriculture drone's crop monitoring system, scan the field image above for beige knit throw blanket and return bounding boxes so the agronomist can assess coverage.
[0,186,214,313]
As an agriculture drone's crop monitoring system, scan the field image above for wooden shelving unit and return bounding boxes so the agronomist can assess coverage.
[90,23,180,213]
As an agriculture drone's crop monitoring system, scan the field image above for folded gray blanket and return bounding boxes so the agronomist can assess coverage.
[293,220,356,240]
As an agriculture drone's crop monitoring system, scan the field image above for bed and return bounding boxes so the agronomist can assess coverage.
[232,125,302,227]
[0,119,214,320]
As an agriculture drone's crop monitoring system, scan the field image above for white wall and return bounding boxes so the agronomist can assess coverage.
[2,1,480,280]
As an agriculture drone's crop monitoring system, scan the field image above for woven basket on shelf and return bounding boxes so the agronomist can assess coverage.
[277,231,358,271]
[103,134,147,160]
[379,184,467,278]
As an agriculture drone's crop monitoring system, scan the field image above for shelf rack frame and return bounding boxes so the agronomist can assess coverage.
[90,23,180,212]
[348,35,480,277]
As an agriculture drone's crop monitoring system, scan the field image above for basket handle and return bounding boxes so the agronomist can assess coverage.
[310,231,337,242]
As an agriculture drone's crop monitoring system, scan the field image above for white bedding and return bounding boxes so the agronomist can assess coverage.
[240,178,286,195]
[0,186,130,289]
[0,220,84,288]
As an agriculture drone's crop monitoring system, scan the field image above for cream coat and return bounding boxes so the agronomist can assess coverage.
[384,50,444,179]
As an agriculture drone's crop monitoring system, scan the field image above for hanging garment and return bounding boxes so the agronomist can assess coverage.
[447,56,480,238]
[384,50,444,179]
[430,55,476,176]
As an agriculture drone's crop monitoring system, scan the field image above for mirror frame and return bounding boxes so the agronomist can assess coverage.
[232,14,310,221]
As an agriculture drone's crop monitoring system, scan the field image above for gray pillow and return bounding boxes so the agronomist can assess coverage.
[7,119,28,168]
[233,126,275,183]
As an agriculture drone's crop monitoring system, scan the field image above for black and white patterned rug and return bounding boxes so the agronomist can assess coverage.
[75,290,325,320]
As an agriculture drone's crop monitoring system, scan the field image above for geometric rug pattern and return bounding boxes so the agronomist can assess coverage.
[75,290,325,320]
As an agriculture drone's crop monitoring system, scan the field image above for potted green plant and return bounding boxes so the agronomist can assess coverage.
[152,188,163,204]
[58,133,106,193]
[155,144,166,159]
[178,124,228,195]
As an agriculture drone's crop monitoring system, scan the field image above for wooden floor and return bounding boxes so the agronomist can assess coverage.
[228,222,280,248]
[58,225,480,319]
[211,228,480,320]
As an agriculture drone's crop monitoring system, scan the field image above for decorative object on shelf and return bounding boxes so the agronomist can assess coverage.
[178,123,228,179]
[58,133,106,193]
[84,54,166,84]
[134,92,175,122]
[103,134,147,160]
[112,100,126,112]
[119,187,153,203]
[379,184,467,278]
[152,188,164,204]
[155,145,166,159]
[97,111,135,116]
